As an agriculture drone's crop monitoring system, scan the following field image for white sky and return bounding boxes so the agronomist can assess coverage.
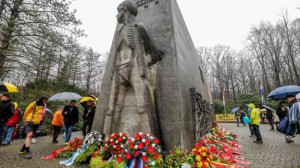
[71,0,300,54]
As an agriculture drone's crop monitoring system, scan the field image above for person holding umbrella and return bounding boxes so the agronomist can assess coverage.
[82,99,96,138]
[249,103,263,144]
[276,101,288,123]
[0,94,14,147]
[2,102,22,146]
[20,96,48,159]
[285,95,299,143]
[62,100,79,143]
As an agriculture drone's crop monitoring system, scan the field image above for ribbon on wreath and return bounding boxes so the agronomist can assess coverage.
[41,147,65,160]
[59,145,87,166]
[125,157,143,168]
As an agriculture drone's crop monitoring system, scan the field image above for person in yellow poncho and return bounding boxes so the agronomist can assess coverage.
[19,96,48,159]
[249,103,263,144]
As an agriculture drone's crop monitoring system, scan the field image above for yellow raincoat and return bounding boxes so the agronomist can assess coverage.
[23,102,45,124]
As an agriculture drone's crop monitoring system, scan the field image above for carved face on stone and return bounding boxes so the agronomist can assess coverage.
[117,0,138,24]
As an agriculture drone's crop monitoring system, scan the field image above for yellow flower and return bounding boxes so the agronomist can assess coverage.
[195,155,201,161]
[198,162,203,167]
[204,162,209,167]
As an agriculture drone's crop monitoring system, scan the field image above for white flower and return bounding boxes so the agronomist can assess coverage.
[119,133,122,136]
[152,143,156,147]
[150,161,156,166]
[131,138,135,142]
[158,149,161,153]
[110,139,113,142]
[146,134,150,137]
[123,137,126,140]
[125,149,128,152]
[134,145,138,149]
[115,140,119,144]
[142,139,146,143]
[121,145,124,148]
[113,145,116,148]
[150,136,154,140]
[142,152,146,156]
[139,132,143,135]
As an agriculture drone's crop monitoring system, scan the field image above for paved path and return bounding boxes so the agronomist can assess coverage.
[220,123,300,168]
[0,132,88,168]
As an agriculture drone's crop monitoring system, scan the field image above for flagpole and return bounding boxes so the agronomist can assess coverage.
[222,84,226,118]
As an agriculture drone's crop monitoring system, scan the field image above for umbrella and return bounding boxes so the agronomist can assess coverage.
[0,81,19,93]
[45,108,53,114]
[267,85,300,100]
[80,96,99,103]
[262,105,275,112]
[231,107,240,114]
[48,92,82,101]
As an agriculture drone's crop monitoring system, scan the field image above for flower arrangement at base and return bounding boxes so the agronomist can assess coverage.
[74,131,105,165]
[164,146,194,168]
[124,133,163,168]
[101,132,129,161]
[56,137,83,159]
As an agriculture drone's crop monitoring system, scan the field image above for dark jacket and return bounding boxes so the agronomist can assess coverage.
[0,99,14,122]
[266,109,273,119]
[83,103,96,124]
[276,107,288,121]
[62,105,79,126]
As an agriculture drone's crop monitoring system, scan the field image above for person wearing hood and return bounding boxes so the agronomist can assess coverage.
[246,105,255,137]
[0,94,14,147]
[19,96,48,159]
[249,103,263,144]
[51,106,64,143]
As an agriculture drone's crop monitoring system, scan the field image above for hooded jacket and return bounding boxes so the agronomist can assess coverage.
[249,103,260,126]
[23,99,46,124]
[52,109,63,127]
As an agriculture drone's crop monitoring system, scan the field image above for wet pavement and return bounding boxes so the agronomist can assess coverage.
[220,123,300,168]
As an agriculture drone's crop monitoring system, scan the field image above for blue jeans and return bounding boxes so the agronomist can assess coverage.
[5,126,15,143]
[0,120,5,146]
[253,125,262,140]
[65,125,73,142]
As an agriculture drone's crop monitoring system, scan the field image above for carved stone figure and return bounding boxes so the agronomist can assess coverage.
[103,0,161,135]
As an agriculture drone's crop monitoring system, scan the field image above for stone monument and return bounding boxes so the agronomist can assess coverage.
[93,0,214,150]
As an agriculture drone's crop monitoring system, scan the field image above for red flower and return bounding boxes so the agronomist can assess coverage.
[143,166,148,168]
[92,153,96,158]
[135,134,141,141]
[129,143,134,150]
[116,145,121,151]
[154,138,159,144]
[113,133,118,139]
[117,156,123,163]
[121,149,125,155]
[125,153,132,160]
[147,146,154,154]
[118,137,123,142]
[153,153,159,159]
[142,155,148,162]
[138,142,144,149]
[134,151,139,157]
[141,133,146,137]
[145,140,151,146]
[122,133,127,137]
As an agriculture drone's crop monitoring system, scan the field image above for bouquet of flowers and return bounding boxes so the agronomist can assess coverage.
[56,137,83,159]
[164,146,194,168]
[125,132,163,167]
[102,132,129,162]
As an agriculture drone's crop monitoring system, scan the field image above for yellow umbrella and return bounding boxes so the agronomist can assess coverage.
[0,81,19,93]
[80,96,99,103]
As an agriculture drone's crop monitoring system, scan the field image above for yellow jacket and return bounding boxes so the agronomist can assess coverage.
[23,102,45,124]
[249,103,260,126]
[52,109,63,127]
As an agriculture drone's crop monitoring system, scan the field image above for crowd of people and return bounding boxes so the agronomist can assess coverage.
[0,94,96,159]
[235,94,300,145]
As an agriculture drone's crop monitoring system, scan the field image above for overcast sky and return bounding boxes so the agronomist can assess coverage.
[71,0,300,54]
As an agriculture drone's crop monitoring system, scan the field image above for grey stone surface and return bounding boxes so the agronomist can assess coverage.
[220,123,300,168]
[93,0,213,150]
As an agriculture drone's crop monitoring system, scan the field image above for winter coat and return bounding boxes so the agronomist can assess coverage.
[6,107,22,127]
[266,109,273,119]
[249,103,260,126]
[0,99,14,122]
[83,103,96,124]
[276,107,288,121]
[23,100,46,124]
[52,109,63,127]
[62,105,79,126]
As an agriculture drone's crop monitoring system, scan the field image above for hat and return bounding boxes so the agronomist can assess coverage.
[248,103,256,109]
[1,93,10,98]
[285,95,295,99]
